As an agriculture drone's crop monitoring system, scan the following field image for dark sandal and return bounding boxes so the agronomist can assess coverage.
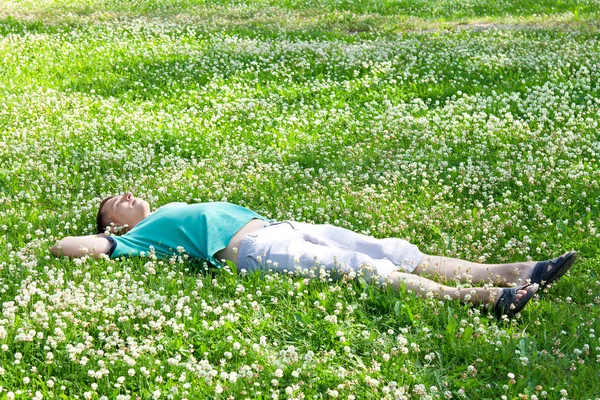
[494,283,539,318]
[531,251,577,288]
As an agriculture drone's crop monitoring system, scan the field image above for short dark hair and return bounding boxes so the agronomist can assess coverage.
[96,196,114,234]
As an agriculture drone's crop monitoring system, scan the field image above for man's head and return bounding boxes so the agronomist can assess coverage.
[96,193,151,234]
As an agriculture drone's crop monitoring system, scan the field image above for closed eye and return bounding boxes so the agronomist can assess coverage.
[112,196,123,211]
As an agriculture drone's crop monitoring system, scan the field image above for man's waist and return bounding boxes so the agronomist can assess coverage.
[215,218,270,266]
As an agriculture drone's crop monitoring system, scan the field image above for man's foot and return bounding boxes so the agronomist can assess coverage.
[494,283,539,318]
[531,251,577,288]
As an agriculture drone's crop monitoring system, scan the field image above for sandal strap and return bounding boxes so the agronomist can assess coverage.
[531,252,575,286]
[495,287,517,318]
[531,260,551,283]
[494,283,536,318]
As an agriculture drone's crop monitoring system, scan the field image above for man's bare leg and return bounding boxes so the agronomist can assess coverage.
[388,270,531,307]
[413,255,538,286]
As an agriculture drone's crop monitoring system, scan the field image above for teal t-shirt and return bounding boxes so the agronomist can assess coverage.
[107,202,270,267]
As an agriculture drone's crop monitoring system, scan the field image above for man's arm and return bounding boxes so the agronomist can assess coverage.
[51,233,113,258]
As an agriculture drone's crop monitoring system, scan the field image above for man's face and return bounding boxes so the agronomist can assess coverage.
[103,193,150,231]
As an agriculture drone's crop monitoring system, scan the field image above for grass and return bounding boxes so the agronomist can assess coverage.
[0,0,599,399]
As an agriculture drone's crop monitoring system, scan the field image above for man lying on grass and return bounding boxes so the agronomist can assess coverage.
[51,193,577,319]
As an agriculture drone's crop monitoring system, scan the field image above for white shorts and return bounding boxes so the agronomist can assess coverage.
[237,221,423,285]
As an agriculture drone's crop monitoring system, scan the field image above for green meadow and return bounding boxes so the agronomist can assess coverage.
[0,0,599,398]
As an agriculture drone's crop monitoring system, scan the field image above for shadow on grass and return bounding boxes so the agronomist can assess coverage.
[4,0,600,20]
[0,16,69,35]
